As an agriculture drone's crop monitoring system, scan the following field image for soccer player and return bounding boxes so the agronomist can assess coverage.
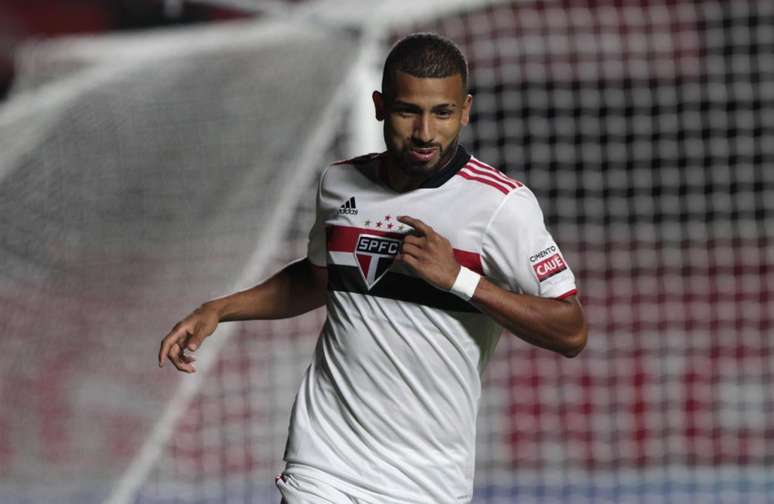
[159,33,587,504]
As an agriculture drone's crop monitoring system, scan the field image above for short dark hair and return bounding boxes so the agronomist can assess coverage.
[381,33,468,99]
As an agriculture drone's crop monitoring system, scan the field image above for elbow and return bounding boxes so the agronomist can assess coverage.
[559,298,588,358]
[560,325,588,358]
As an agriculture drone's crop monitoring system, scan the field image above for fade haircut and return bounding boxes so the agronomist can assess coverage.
[381,33,468,100]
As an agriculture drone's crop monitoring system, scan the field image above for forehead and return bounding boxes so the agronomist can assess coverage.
[390,71,465,104]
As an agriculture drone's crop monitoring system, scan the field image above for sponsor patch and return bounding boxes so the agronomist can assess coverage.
[354,234,401,289]
[529,245,557,263]
[532,253,567,282]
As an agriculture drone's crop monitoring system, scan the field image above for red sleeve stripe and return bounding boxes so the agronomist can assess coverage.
[453,249,484,275]
[556,289,577,300]
[456,171,511,194]
[468,158,524,187]
[461,164,519,189]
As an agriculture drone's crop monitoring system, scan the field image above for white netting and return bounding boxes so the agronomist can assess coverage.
[0,19,359,504]
[3,1,773,503]
[135,179,326,504]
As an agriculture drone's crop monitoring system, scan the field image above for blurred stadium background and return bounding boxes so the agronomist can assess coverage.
[0,0,771,503]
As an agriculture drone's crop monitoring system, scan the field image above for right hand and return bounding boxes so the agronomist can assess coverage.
[158,305,219,373]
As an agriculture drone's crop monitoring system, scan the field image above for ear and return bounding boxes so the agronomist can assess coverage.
[372,90,385,121]
[460,94,473,126]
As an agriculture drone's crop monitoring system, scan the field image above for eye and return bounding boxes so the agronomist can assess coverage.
[435,109,453,118]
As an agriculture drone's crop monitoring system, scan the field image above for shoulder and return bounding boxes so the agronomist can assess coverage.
[322,152,383,187]
[501,185,545,225]
[453,155,538,216]
[454,158,546,230]
[455,155,526,199]
[314,153,382,211]
[331,152,382,166]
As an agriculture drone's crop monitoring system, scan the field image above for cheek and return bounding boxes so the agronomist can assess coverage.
[438,122,462,144]
[386,119,412,142]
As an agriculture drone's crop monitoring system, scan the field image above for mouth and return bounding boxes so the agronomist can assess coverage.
[407,147,437,163]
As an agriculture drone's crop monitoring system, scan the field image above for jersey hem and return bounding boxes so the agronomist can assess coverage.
[556,288,578,300]
[282,462,454,504]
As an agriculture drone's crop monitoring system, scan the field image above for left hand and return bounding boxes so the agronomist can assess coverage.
[395,216,460,290]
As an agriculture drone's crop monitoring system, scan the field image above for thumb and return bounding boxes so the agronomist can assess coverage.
[187,336,200,351]
[187,323,210,351]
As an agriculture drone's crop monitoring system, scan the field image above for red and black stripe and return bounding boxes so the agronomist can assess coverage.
[326,225,484,313]
[327,265,480,313]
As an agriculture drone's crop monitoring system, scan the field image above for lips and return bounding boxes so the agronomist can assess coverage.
[408,148,436,162]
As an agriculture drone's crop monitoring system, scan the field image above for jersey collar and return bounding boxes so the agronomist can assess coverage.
[375,145,471,191]
[417,144,471,189]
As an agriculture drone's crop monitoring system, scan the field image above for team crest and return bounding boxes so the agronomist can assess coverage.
[354,234,401,289]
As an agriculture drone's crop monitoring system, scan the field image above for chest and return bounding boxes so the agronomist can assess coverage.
[321,176,491,253]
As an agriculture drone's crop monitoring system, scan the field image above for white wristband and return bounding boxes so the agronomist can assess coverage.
[449,266,481,301]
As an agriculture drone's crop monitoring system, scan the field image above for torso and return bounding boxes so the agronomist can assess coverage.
[283,146,568,504]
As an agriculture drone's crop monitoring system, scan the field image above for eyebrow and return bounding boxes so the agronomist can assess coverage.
[391,100,458,111]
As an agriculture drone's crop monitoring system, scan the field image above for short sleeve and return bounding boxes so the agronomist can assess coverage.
[306,168,328,267]
[481,187,577,299]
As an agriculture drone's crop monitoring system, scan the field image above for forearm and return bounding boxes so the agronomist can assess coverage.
[202,258,327,322]
[470,277,587,357]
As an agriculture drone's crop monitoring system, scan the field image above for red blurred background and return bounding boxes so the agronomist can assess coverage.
[0,0,252,99]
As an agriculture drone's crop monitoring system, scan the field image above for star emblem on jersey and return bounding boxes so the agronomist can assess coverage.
[354,233,401,289]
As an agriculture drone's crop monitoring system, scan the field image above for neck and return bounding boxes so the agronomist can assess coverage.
[383,143,459,192]
[383,158,427,192]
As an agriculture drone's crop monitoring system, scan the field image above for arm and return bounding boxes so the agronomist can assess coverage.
[469,280,586,357]
[396,216,587,358]
[204,257,328,322]
[158,257,327,372]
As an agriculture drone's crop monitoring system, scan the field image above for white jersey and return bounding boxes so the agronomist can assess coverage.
[282,146,577,503]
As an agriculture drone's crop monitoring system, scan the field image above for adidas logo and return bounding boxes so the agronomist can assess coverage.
[337,196,358,215]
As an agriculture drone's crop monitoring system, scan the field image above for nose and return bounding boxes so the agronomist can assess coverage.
[413,113,434,144]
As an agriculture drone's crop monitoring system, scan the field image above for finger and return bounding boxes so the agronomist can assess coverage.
[402,234,424,247]
[187,323,209,351]
[396,247,421,262]
[166,330,192,364]
[166,341,182,368]
[168,342,195,373]
[398,216,433,236]
[397,252,419,271]
[400,242,423,256]
[159,326,186,367]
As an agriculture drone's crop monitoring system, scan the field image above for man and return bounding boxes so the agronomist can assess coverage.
[159,33,587,504]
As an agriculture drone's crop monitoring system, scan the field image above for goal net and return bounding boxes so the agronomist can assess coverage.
[2,1,772,503]
[0,18,360,504]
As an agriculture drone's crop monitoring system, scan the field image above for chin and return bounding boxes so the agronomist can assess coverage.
[401,158,440,177]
